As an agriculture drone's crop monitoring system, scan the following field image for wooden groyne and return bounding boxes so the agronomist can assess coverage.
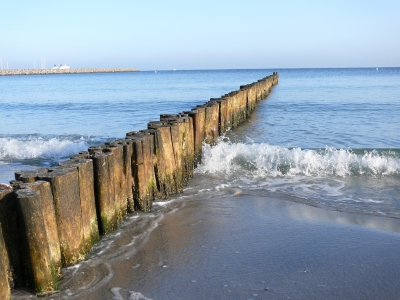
[0,72,278,298]
[0,68,139,76]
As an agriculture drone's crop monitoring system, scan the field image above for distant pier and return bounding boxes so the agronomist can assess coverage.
[0,68,139,76]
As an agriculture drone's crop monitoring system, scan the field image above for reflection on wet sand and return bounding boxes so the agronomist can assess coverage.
[286,200,400,233]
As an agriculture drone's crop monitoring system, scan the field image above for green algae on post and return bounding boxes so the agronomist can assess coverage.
[0,225,11,300]
[38,169,86,266]
[19,181,62,278]
[15,189,57,293]
[58,159,100,252]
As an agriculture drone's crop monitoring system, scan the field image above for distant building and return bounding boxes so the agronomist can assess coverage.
[52,64,70,70]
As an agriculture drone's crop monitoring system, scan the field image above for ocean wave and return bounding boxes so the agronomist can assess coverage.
[0,136,90,160]
[196,138,400,178]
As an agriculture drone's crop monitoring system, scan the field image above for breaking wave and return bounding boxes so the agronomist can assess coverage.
[196,139,400,178]
[0,135,93,160]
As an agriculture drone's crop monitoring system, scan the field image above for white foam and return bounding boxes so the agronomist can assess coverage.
[0,136,88,160]
[129,291,153,300]
[215,183,231,191]
[111,287,153,300]
[153,200,175,206]
[196,140,400,178]
[358,198,384,204]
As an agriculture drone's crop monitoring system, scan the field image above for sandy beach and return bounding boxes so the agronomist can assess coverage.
[12,180,399,300]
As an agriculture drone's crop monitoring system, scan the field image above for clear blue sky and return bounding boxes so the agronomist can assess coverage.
[0,0,399,70]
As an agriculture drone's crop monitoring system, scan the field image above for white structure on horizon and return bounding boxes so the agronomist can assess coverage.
[52,64,70,70]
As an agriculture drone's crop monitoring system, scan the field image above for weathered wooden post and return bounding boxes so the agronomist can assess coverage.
[126,132,156,211]
[236,89,247,124]
[144,124,178,197]
[224,92,236,129]
[19,181,62,277]
[189,106,205,166]
[92,151,118,235]
[37,169,86,266]
[183,116,195,182]
[204,100,220,144]
[167,120,184,192]
[58,159,100,252]
[238,85,251,118]
[0,189,22,288]
[112,140,135,213]
[15,188,57,294]
[124,140,135,212]
[175,116,195,185]
[259,77,266,99]
[229,92,239,128]
[0,224,11,300]
[256,79,265,102]
[126,136,143,208]
[216,100,226,135]
[104,144,128,224]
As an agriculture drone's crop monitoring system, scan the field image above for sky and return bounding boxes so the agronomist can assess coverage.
[0,0,399,70]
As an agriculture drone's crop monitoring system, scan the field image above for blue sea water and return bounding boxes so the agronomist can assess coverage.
[1,68,399,218]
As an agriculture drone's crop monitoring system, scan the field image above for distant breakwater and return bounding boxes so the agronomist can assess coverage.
[0,68,139,76]
[0,72,278,298]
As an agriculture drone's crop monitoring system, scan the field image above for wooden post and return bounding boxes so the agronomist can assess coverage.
[174,116,195,185]
[38,169,86,266]
[189,106,205,166]
[126,132,155,212]
[58,159,100,252]
[216,99,228,135]
[236,89,247,124]
[151,125,178,197]
[204,100,220,144]
[0,224,11,300]
[104,144,127,224]
[92,151,118,235]
[184,116,195,181]
[223,93,235,129]
[19,181,62,278]
[15,188,57,294]
[112,140,135,213]
[0,189,22,288]
[168,121,184,192]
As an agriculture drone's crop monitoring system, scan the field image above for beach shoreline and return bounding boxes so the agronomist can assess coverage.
[12,188,400,299]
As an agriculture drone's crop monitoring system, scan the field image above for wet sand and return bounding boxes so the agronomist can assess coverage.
[16,186,398,300]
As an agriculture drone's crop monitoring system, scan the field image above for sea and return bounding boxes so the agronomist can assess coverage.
[1,68,399,218]
[2,68,400,299]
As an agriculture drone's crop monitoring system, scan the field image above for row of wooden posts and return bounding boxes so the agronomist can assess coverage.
[0,72,279,298]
